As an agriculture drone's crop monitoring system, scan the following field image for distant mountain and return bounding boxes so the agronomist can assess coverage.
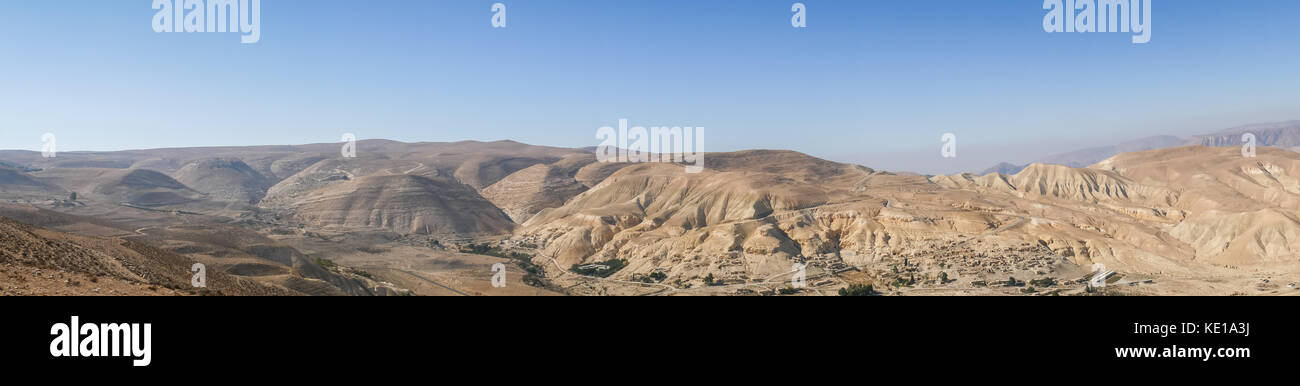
[979,162,1026,175]
[980,121,1300,172]
[1187,120,1300,149]
[1034,135,1185,169]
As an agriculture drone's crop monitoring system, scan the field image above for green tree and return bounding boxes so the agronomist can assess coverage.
[838,283,877,296]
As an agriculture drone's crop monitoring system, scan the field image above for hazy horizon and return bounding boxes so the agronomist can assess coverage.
[5,116,1297,176]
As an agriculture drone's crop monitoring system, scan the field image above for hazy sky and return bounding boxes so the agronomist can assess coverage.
[2,0,1299,174]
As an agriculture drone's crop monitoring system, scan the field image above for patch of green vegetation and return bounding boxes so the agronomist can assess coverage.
[458,243,532,260]
[779,286,799,295]
[458,243,547,287]
[312,257,373,279]
[637,271,668,283]
[838,283,878,296]
[570,259,629,278]
[891,274,916,287]
[1081,284,1126,296]
[313,258,336,270]
[120,203,200,215]
[1029,277,1056,287]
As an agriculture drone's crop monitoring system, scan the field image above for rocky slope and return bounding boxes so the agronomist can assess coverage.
[275,174,515,236]
[512,145,1300,287]
[0,216,293,296]
[5,138,1300,295]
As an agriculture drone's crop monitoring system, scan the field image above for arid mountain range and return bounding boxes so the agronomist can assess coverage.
[3,127,1300,296]
[982,120,1300,173]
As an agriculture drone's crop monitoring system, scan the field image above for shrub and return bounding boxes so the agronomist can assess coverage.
[638,271,668,283]
[458,243,532,260]
[570,259,628,278]
[313,258,336,270]
[838,283,877,296]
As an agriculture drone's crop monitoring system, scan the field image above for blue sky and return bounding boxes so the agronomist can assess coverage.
[2,0,1298,174]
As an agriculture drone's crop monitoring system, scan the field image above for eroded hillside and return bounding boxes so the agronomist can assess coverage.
[2,141,1298,296]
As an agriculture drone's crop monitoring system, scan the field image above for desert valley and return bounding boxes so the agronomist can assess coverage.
[4,123,1300,296]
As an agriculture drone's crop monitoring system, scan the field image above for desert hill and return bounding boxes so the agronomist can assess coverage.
[0,216,293,296]
[513,145,1300,293]
[939,146,1300,267]
[173,158,273,203]
[92,169,206,207]
[1094,146,1300,265]
[278,174,515,236]
[0,166,65,198]
[0,204,413,296]
[4,139,1300,295]
[480,154,611,223]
